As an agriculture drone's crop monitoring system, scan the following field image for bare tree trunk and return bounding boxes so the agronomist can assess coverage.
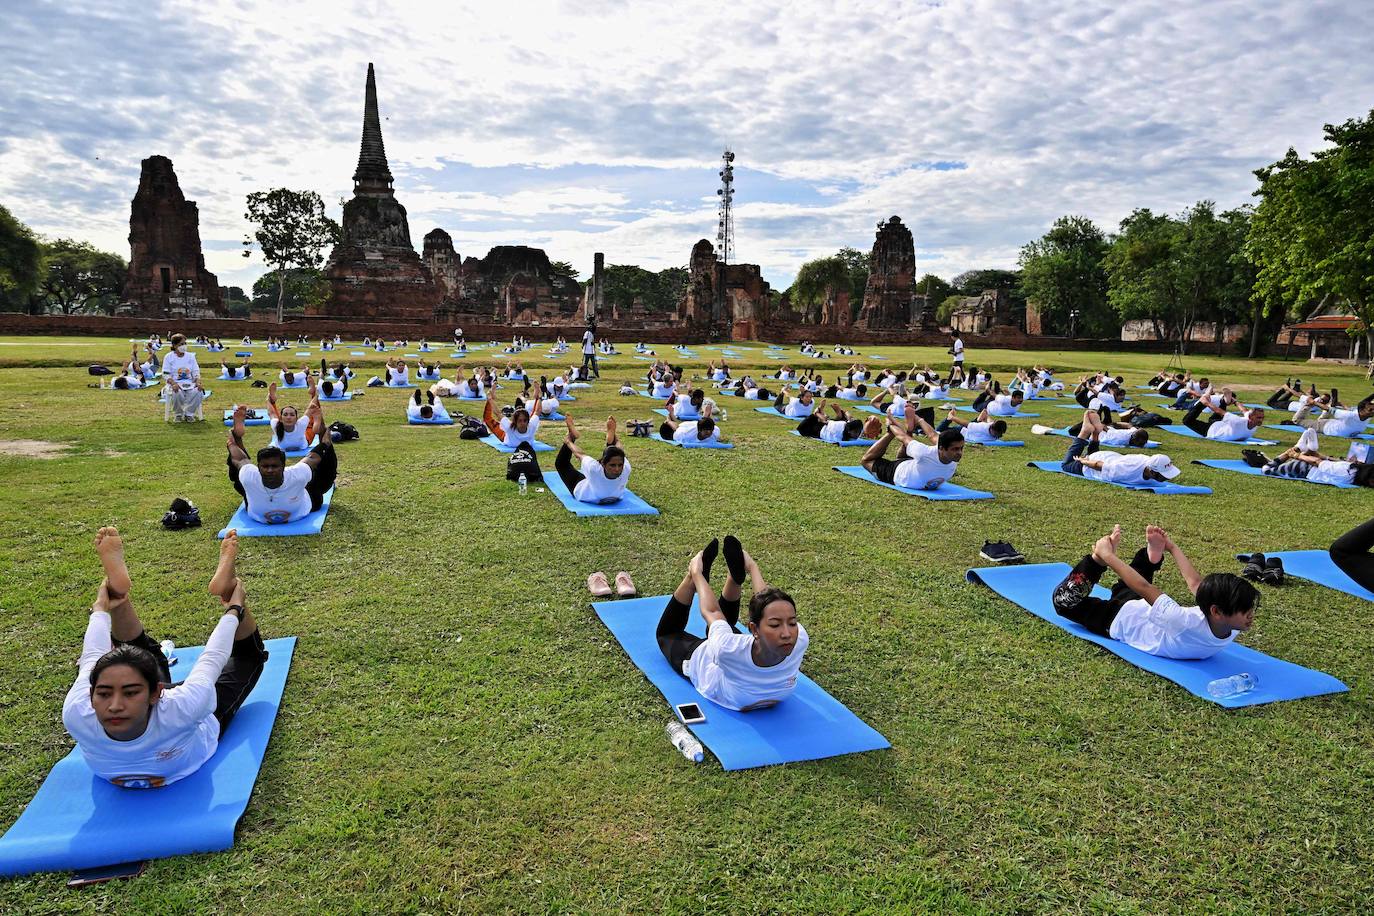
[1215,318,1225,356]
[276,269,286,324]
[1248,301,1262,358]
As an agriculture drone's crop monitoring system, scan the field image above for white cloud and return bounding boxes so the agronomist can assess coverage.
[1,0,1372,293]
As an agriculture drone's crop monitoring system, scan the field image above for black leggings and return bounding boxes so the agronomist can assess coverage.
[1051,548,1162,636]
[555,444,585,491]
[1330,518,1374,592]
[1182,401,1217,437]
[796,414,825,438]
[656,594,742,677]
[118,628,268,733]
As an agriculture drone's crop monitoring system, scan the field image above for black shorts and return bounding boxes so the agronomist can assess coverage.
[213,630,270,733]
[869,454,910,484]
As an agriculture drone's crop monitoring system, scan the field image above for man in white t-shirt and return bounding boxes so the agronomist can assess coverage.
[226,402,337,524]
[161,334,204,421]
[580,322,599,379]
[659,402,727,447]
[1293,400,1374,438]
[860,408,964,490]
[1051,524,1257,659]
[937,407,1009,446]
[407,389,450,423]
[949,331,964,375]
[1182,394,1264,441]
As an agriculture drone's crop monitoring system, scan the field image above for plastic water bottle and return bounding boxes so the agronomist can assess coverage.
[160,639,177,667]
[665,720,704,763]
[1206,672,1258,699]
[517,473,528,496]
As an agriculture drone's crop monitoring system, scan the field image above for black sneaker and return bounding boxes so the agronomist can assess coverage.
[1241,552,1267,582]
[979,540,1025,564]
[1261,556,1285,585]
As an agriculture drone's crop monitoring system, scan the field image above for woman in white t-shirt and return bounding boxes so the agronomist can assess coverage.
[266,382,318,452]
[1051,524,1257,658]
[655,537,808,712]
[482,389,543,446]
[64,527,269,789]
[554,414,630,504]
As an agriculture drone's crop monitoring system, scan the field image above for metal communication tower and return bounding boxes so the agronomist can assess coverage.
[715,149,735,266]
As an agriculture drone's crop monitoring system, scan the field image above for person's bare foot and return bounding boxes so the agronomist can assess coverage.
[210,529,238,599]
[94,527,131,598]
[1145,525,1167,564]
[1092,524,1123,564]
[606,416,617,438]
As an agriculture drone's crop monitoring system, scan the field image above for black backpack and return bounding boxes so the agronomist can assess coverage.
[506,444,543,482]
[161,497,202,530]
[457,417,487,440]
[329,420,360,442]
[1128,411,1167,428]
[88,364,113,375]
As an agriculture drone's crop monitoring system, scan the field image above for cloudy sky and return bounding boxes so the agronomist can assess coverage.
[3,0,1372,294]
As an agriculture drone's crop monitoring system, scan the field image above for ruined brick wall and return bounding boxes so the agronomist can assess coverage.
[121,155,223,316]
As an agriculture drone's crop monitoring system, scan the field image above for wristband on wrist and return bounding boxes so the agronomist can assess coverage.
[226,603,245,621]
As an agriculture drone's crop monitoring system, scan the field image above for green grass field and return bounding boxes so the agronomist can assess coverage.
[1,335,1371,914]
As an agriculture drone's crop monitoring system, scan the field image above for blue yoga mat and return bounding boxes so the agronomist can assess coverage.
[235,351,252,358]
[0,637,296,877]
[276,380,307,389]
[831,466,993,500]
[543,475,658,517]
[649,433,735,449]
[756,406,810,420]
[216,372,252,382]
[652,408,727,422]
[295,351,310,356]
[281,437,319,459]
[1192,459,1360,489]
[478,434,554,453]
[350,351,367,356]
[591,595,888,770]
[788,430,875,447]
[966,563,1348,707]
[217,487,335,537]
[1241,550,1374,602]
[1159,425,1277,446]
[1027,461,1211,494]
[637,390,670,399]
[222,411,269,427]
[385,383,418,389]
[319,391,353,401]
[955,406,1039,418]
[1266,423,1374,441]
[1040,427,1159,448]
[408,415,454,425]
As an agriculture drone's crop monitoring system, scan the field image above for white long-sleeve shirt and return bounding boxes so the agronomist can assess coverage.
[63,610,238,788]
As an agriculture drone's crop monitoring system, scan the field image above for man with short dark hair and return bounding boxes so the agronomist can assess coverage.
[226,401,336,525]
[860,408,964,490]
[581,322,599,380]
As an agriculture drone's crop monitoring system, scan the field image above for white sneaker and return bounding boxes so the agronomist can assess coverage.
[1031,424,1054,436]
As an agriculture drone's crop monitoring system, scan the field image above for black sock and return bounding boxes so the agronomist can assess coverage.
[701,538,719,580]
[723,535,746,585]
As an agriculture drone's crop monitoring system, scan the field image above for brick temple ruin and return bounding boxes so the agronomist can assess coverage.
[120,155,222,317]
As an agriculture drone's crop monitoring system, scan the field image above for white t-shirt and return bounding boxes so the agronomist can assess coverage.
[711,368,728,381]
[161,351,200,390]
[272,419,310,451]
[1207,412,1253,441]
[651,382,676,398]
[582,330,594,355]
[1082,451,1152,484]
[1109,593,1235,659]
[573,455,630,503]
[224,366,247,379]
[673,395,701,419]
[952,339,964,362]
[1322,408,1365,438]
[389,367,411,386]
[237,461,315,523]
[783,397,813,418]
[1308,459,1356,486]
[1091,391,1124,412]
[64,610,236,788]
[895,442,957,489]
[1101,427,1141,447]
[501,414,541,446]
[837,388,862,400]
[673,421,719,445]
[987,394,1019,416]
[819,420,848,443]
[743,388,764,400]
[964,421,998,444]
[687,619,810,711]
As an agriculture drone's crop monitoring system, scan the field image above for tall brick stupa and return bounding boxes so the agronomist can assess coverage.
[318,63,438,318]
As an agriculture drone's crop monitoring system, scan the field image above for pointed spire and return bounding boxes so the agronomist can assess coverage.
[352,63,394,195]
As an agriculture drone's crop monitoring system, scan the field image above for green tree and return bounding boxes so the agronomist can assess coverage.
[915,273,952,308]
[0,204,43,313]
[1103,209,1185,348]
[33,239,127,315]
[791,256,851,323]
[835,247,872,319]
[251,268,330,315]
[936,293,964,324]
[602,264,687,313]
[242,189,340,323]
[549,260,580,281]
[1017,216,1112,337]
[951,268,1020,295]
[1248,109,1374,352]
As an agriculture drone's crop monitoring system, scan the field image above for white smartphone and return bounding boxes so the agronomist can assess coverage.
[675,702,706,725]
